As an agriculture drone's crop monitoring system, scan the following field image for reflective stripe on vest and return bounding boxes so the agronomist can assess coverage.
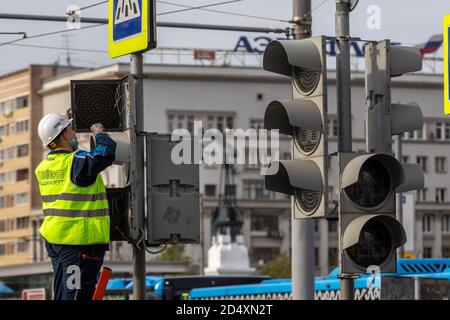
[41,192,108,202]
[43,208,109,217]
[35,152,110,245]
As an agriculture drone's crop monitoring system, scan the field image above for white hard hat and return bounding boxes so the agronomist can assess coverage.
[38,113,73,147]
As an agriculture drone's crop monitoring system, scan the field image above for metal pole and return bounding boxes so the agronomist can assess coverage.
[339,274,355,300]
[130,53,146,300]
[336,0,354,300]
[291,0,315,301]
[0,13,288,34]
[395,135,404,258]
[336,0,352,152]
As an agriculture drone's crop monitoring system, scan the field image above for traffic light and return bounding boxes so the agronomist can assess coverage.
[71,80,126,132]
[263,36,329,218]
[145,133,200,245]
[338,40,425,273]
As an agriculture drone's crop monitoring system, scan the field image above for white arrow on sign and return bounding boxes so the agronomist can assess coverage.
[115,0,141,25]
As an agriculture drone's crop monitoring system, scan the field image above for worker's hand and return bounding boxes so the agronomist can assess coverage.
[90,123,105,136]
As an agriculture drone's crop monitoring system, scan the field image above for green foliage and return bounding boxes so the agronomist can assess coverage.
[256,253,291,279]
[156,245,190,262]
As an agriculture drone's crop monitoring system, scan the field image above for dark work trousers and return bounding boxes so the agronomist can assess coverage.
[45,241,106,300]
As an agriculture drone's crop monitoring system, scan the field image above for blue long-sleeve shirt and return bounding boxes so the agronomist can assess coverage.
[48,133,117,186]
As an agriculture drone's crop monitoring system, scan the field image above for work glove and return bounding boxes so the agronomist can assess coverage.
[90,123,105,136]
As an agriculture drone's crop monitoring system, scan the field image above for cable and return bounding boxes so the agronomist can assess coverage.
[158,0,289,23]
[0,23,104,48]
[78,0,108,12]
[67,0,108,16]
[312,0,329,12]
[144,243,168,254]
[158,0,243,16]
[0,41,263,58]
[1,42,107,53]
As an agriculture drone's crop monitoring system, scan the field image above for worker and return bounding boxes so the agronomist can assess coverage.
[35,112,116,300]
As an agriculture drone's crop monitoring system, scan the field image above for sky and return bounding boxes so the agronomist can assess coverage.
[0,0,449,75]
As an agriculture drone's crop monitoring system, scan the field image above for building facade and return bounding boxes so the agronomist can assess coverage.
[1,63,448,280]
[0,65,76,267]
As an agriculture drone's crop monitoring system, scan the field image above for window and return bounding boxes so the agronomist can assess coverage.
[250,119,264,130]
[0,220,5,232]
[404,124,426,140]
[187,115,194,134]
[328,248,339,268]
[402,156,409,163]
[17,144,29,157]
[436,123,442,140]
[204,184,216,197]
[435,157,447,173]
[0,244,5,255]
[6,195,14,207]
[436,188,446,203]
[423,247,433,258]
[251,214,279,232]
[282,152,291,160]
[15,192,29,205]
[15,96,28,109]
[251,247,279,265]
[423,215,433,233]
[443,247,450,258]
[435,122,450,141]
[8,123,15,135]
[327,119,338,137]
[16,168,29,182]
[167,113,234,134]
[17,239,29,253]
[244,181,275,199]
[16,217,29,229]
[314,220,319,232]
[0,125,5,137]
[0,149,4,162]
[417,188,427,202]
[328,220,338,232]
[226,116,234,130]
[6,147,15,160]
[0,196,4,209]
[416,156,427,172]
[4,171,15,184]
[167,115,175,132]
[442,215,450,234]
[15,119,29,134]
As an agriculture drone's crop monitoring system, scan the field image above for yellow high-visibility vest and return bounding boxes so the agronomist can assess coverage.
[35,152,110,245]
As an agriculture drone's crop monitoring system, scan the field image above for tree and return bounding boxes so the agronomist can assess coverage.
[256,253,291,279]
[156,245,190,262]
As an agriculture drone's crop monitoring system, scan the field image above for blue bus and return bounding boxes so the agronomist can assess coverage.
[104,259,450,300]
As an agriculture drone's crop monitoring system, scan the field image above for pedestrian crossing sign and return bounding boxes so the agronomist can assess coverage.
[108,0,157,58]
[444,14,450,114]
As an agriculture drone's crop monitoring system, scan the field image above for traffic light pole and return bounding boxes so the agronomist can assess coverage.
[291,0,315,301]
[395,135,404,258]
[130,53,146,300]
[336,0,356,300]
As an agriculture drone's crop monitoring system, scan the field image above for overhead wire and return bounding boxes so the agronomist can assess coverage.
[158,0,243,16]
[77,0,109,12]
[0,23,105,48]
[157,0,289,23]
[312,0,329,12]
